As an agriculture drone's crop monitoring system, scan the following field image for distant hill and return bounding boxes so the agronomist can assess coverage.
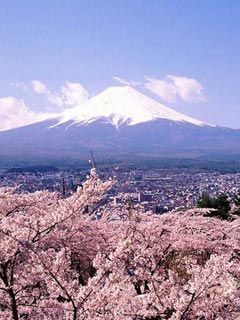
[0,86,240,159]
[6,165,59,174]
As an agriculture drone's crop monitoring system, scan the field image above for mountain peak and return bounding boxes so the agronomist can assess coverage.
[102,85,136,93]
[56,85,211,128]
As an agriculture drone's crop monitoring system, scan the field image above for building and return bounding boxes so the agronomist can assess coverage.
[138,192,153,203]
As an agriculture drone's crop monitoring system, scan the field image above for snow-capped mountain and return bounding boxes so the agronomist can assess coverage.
[0,86,239,160]
[54,86,210,128]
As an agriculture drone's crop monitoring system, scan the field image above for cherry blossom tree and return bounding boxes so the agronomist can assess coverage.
[0,169,239,319]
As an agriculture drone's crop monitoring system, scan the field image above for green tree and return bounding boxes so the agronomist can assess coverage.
[197,193,231,220]
[232,193,240,216]
[197,192,214,208]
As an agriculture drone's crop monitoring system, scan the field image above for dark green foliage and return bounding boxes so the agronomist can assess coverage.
[197,193,214,209]
[197,193,231,220]
[233,194,240,206]
[232,194,240,216]
[233,208,240,216]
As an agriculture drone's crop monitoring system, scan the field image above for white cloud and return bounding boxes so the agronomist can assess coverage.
[113,76,140,87]
[31,80,48,94]
[0,80,89,131]
[31,80,89,109]
[145,75,206,103]
[0,97,52,131]
[58,82,89,106]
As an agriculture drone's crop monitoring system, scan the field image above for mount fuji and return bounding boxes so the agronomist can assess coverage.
[0,86,240,160]
[54,86,209,128]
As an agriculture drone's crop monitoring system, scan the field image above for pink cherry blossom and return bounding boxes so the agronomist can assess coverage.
[0,169,239,319]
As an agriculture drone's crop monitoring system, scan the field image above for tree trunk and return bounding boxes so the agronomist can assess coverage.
[8,288,18,320]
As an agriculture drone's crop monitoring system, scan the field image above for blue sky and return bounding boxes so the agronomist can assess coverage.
[0,0,240,129]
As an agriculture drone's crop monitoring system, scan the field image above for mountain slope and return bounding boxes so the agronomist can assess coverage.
[0,86,239,160]
[54,86,210,128]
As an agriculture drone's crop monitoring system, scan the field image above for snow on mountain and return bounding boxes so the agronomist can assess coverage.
[53,86,211,128]
[1,85,240,159]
